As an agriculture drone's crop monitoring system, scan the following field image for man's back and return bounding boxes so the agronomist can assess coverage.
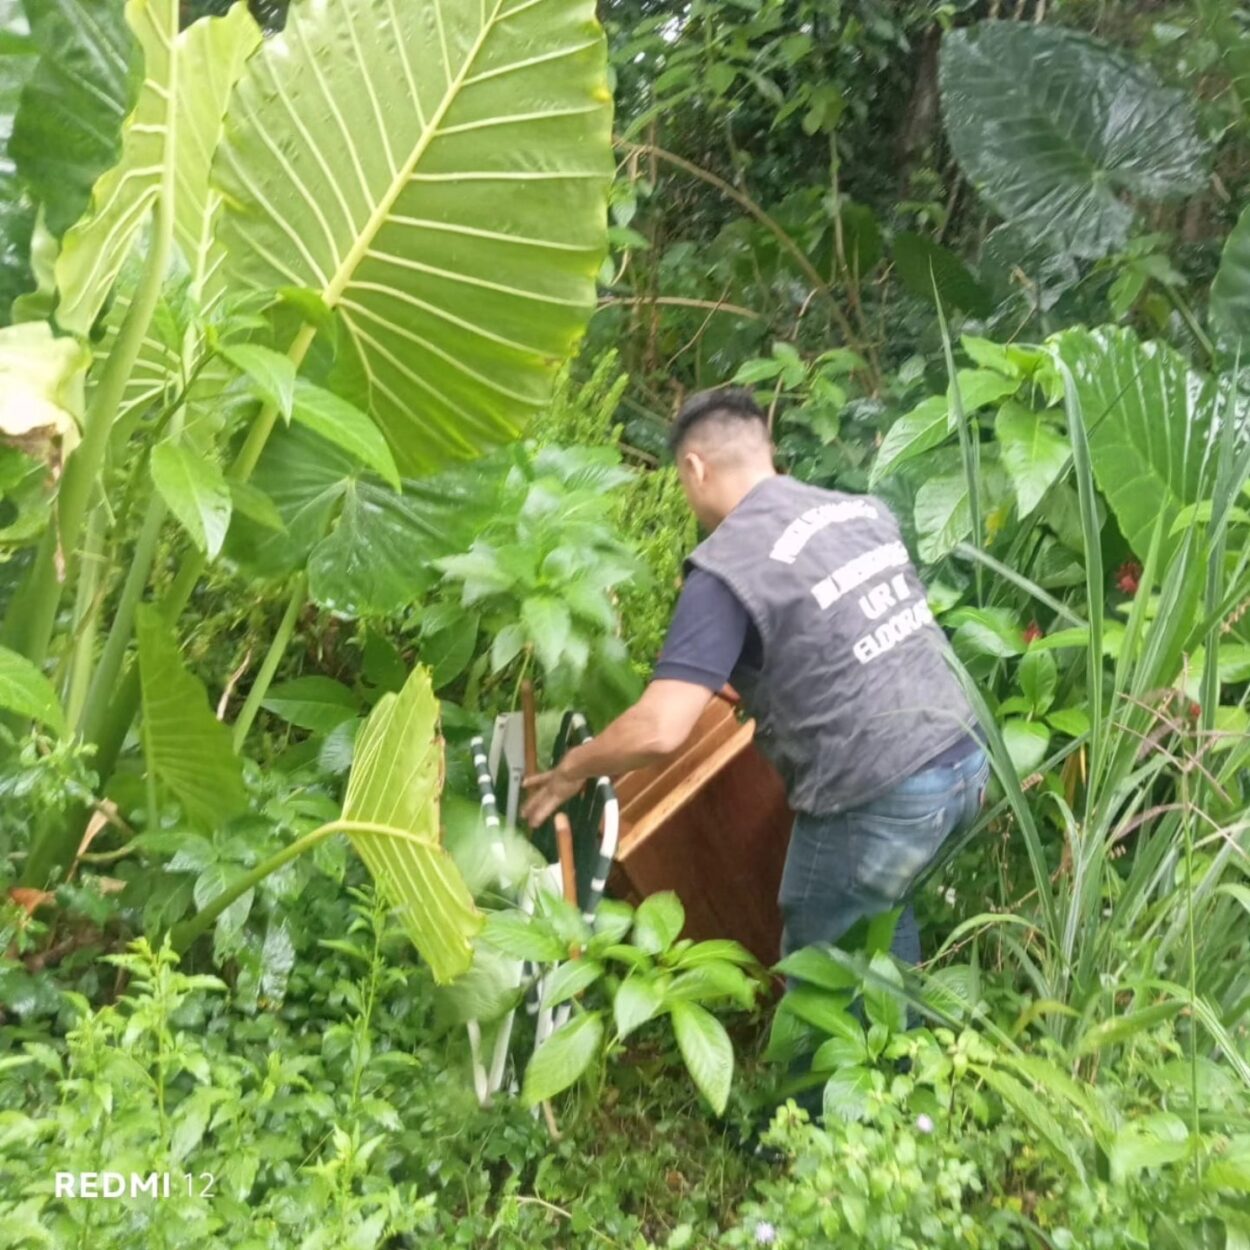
[687,476,976,814]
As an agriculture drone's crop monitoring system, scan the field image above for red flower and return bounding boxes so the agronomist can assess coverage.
[1115,560,1142,595]
[1023,621,1044,644]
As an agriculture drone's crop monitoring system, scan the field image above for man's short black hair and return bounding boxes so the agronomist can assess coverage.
[668,386,768,457]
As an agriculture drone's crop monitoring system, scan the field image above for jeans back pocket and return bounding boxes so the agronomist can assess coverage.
[852,806,948,903]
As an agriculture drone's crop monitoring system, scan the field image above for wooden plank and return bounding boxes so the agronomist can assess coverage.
[614,721,792,964]
[612,699,737,809]
[618,709,741,824]
[619,721,755,851]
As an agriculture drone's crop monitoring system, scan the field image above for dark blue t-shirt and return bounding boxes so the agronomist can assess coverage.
[652,568,763,691]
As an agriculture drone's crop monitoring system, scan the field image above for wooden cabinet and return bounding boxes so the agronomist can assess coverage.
[608,699,793,965]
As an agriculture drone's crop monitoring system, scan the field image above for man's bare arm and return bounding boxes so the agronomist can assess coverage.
[520,681,715,826]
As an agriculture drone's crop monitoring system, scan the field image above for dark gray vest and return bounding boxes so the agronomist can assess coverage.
[687,476,976,814]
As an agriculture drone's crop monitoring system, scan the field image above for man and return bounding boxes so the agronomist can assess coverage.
[523,387,988,970]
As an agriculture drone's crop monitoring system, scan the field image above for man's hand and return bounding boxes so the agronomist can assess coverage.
[522,763,583,829]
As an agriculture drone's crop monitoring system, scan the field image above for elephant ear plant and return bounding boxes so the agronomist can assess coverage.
[172,665,481,983]
[0,0,613,974]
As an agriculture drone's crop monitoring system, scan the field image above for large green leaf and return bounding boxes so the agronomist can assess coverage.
[135,603,247,828]
[220,342,295,420]
[940,22,1208,259]
[774,946,857,993]
[541,957,604,1009]
[871,370,1018,485]
[670,1000,733,1115]
[1109,1113,1189,1185]
[780,986,858,1037]
[56,0,259,336]
[9,0,137,238]
[171,1,259,301]
[862,951,906,1034]
[995,401,1070,517]
[947,606,1026,658]
[632,891,685,956]
[1211,203,1250,356]
[149,439,231,557]
[227,423,496,616]
[0,0,39,319]
[823,1065,873,1123]
[892,231,991,317]
[521,594,571,674]
[522,1009,603,1105]
[913,463,1008,563]
[613,976,664,1039]
[0,642,64,733]
[290,379,399,489]
[98,3,259,428]
[54,0,174,335]
[480,909,566,962]
[212,0,612,473]
[870,397,946,487]
[1001,718,1050,775]
[915,475,969,563]
[261,675,360,734]
[1055,327,1216,563]
[341,665,481,983]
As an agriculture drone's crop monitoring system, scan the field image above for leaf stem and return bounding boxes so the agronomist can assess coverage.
[143,698,159,839]
[169,819,440,951]
[1180,764,1202,1183]
[231,574,306,753]
[78,496,167,742]
[64,506,108,729]
[27,326,322,884]
[11,174,176,669]
[597,295,762,321]
[934,283,982,601]
[1158,282,1215,366]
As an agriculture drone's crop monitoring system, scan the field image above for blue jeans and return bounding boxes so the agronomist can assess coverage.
[779,746,989,967]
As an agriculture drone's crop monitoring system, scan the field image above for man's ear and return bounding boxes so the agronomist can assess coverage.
[684,449,708,485]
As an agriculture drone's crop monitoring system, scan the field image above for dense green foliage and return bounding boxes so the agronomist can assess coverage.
[1,0,1250,1245]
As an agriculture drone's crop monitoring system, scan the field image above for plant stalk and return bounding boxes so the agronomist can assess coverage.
[1158,282,1215,366]
[63,506,107,729]
[91,324,319,755]
[24,329,319,885]
[169,819,438,951]
[934,283,982,602]
[77,496,167,743]
[9,193,175,668]
[231,575,306,753]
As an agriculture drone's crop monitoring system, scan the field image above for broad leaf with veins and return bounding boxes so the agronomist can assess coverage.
[343,666,481,983]
[54,0,176,335]
[89,2,261,425]
[1055,327,1222,565]
[940,22,1208,260]
[212,0,612,473]
[226,422,500,617]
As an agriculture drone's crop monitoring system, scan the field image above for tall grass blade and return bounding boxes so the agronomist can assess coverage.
[1052,355,1105,806]
[934,280,983,600]
[953,541,1087,627]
